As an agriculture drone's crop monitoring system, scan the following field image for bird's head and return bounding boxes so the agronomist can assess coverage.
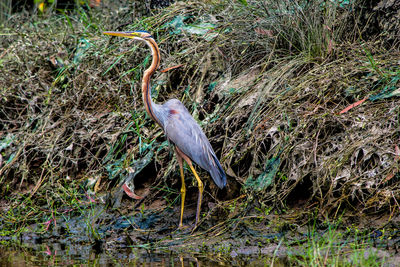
[103,30,152,41]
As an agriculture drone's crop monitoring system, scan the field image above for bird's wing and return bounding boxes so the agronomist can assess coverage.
[163,100,226,188]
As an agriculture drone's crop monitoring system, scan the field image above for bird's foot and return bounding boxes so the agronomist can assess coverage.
[177,224,189,230]
[176,224,191,234]
[189,216,201,233]
[176,219,200,234]
[189,220,201,234]
[190,225,198,234]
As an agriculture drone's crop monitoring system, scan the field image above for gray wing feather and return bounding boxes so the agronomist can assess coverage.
[163,100,226,188]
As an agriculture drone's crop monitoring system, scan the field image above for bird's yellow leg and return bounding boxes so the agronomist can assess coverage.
[187,161,203,228]
[175,147,203,229]
[175,150,186,229]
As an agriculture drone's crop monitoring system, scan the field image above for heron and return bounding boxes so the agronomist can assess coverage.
[103,30,227,229]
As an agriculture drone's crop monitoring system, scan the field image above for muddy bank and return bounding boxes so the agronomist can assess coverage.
[1,197,400,265]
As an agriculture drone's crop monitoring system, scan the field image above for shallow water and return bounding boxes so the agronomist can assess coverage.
[0,244,286,266]
[0,245,209,266]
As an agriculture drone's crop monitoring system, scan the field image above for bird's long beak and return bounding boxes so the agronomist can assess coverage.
[103,31,139,38]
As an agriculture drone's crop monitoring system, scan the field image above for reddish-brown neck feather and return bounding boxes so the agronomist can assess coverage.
[141,38,161,125]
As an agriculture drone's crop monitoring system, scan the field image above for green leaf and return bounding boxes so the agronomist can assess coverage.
[0,134,14,151]
[244,156,280,192]
[237,0,248,6]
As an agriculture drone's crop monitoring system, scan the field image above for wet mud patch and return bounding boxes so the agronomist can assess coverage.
[0,200,290,265]
[2,197,400,266]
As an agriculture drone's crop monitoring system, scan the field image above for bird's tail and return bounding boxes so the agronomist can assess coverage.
[210,153,227,189]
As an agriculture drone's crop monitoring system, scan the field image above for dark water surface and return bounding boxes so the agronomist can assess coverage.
[0,245,212,266]
[0,243,284,266]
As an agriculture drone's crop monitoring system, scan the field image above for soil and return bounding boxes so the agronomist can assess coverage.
[1,191,400,265]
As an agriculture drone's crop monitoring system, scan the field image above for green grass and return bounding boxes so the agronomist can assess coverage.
[0,0,12,25]
[230,0,347,61]
[287,223,387,266]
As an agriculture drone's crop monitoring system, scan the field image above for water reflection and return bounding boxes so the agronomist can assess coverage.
[0,242,289,266]
[0,244,224,266]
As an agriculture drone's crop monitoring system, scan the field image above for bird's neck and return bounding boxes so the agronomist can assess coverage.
[142,38,162,126]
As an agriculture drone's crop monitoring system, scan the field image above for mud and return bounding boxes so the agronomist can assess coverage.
[1,198,400,266]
